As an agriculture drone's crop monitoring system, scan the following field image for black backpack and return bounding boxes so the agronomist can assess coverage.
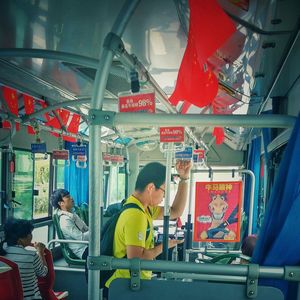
[86,203,150,289]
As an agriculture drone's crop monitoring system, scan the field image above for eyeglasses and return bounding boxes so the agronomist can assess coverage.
[158,187,165,196]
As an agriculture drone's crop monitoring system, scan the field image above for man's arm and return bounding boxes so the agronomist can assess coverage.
[126,239,183,260]
[60,216,89,241]
[156,160,192,220]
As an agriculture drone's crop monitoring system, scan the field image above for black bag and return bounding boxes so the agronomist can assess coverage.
[87,203,150,289]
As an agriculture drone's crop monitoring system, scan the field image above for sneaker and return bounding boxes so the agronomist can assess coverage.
[54,291,69,299]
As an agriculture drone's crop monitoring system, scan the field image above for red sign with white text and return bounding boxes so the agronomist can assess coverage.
[119,91,155,113]
[160,127,185,143]
[194,181,242,243]
[194,149,205,159]
[53,150,69,160]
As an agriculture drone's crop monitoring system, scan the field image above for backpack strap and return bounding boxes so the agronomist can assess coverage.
[121,203,151,241]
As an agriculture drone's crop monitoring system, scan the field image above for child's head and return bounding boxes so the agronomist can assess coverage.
[4,218,34,247]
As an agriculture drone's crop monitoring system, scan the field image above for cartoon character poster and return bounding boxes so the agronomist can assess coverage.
[193,181,242,243]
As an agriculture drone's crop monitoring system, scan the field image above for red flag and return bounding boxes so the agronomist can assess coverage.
[2,86,18,115]
[63,113,80,142]
[189,0,236,63]
[45,109,70,138]
[169,0,235,108]
[23,94,35,134]
[2,86,20,130]
[212,127,225,145]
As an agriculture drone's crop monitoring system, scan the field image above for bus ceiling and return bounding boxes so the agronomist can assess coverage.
[0,0,299,152]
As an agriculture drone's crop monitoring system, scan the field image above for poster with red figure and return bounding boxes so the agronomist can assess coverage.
[193,181,242,243]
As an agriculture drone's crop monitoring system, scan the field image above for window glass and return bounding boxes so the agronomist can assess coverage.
[33,154,51,219]
[55,159,65,189]
[32,225,48,245]
[107,166,126,206]
[13,150,34,220]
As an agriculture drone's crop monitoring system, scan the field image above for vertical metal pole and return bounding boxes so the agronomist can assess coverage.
[186,174,194,249]
[88,1,141,299]
[127,146,140,196]
[243,170,255,235]
[162,143,173,260]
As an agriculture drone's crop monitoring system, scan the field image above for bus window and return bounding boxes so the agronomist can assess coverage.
[33,154,51,219]
[13,150,51,220]
[54,159,65,189]
[13,150,34,220]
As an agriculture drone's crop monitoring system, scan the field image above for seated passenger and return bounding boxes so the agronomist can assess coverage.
[51,189,89,259]
[0,218,48,300]
[50,189,89,259]
[241,234,257,264]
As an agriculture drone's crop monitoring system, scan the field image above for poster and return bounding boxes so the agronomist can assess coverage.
[193,181,242,243]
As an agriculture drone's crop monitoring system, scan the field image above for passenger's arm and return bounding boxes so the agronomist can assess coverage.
[156,160,192,220]
[33,243,48,277]
[60,216,89,241]
[127,239,183,260]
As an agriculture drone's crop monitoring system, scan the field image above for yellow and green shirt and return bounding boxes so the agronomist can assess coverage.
[105,195,160,287]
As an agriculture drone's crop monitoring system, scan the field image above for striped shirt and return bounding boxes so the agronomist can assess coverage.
[4,245,48,300]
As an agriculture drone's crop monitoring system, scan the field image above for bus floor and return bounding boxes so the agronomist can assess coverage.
[53,258,88,300]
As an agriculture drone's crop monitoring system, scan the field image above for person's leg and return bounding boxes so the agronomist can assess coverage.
[103,287,109,300]
[82,247,88,260]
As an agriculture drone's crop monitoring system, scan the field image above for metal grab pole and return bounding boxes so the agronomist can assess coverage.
[88,1,141,300]
[186,175,194,251]
[162,143,173,260]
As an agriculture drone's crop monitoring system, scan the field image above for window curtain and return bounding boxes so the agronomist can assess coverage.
[64,141,89,206]
[252,113,300,299]
[244,136,261,235]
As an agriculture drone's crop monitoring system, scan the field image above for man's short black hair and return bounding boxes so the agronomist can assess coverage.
[135,162,166,192]
[50,189,70,209]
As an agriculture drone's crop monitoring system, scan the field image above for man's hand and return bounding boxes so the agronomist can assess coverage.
[168,238,184,249]
[175,160,192,180]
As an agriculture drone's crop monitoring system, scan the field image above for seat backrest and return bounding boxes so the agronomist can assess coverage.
[52,213,85,266]
[109,278,284,300]
[37,248,56,300]
[0,256,23,300]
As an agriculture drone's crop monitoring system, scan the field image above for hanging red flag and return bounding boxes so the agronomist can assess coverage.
[45,109,70,138]
[189,0,236,63]
[212,127,225,145]
[2,86,20,130]
[169,0,235,109]
[169,44,219,107]
[23,94,35,134]
[63,113,81,142]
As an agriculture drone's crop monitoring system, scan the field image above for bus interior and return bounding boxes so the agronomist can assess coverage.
[0,0,300,299]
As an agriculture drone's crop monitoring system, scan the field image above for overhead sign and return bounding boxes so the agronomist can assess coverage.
[110,155,124,163]
[119,91,155,113]
[193,181,242,243]
[31,143,47,154]
[193,148,205,162]
[119,90,155,113]
[160,127,185,143]
[53,150,69,160]
[175,146,193,160]
[71,145,86,157]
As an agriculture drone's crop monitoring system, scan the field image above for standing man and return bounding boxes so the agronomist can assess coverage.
[51,189,89,259]
[105,160,192,289]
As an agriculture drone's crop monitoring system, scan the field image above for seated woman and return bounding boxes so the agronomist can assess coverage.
[0,218,48,300]
[51,189,89,259]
